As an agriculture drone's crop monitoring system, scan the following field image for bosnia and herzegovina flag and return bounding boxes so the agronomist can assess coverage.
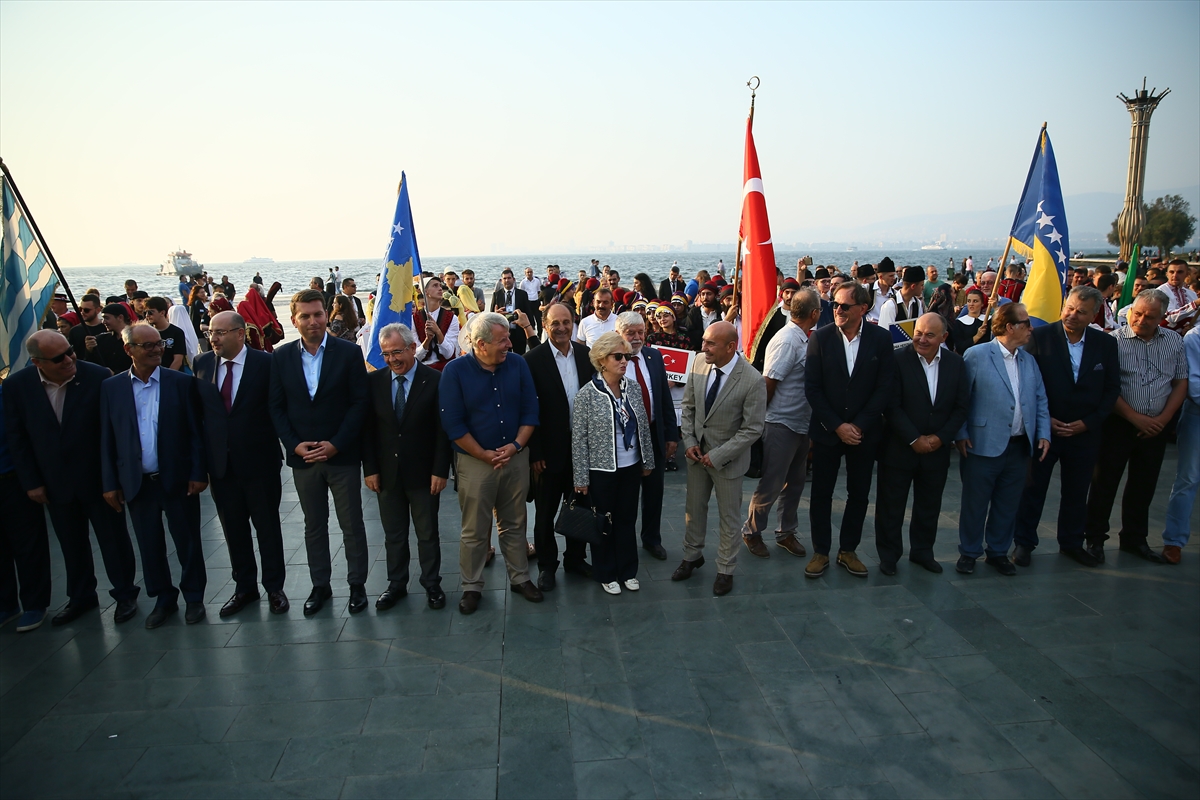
[1007,126,1069,325]
[361,172,423,369]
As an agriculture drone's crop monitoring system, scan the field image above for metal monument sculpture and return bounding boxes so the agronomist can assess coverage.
[1116,78,1170,262]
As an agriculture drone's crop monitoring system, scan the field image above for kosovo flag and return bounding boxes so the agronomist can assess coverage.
[361,172,423,369]
[1007,126,1069,325]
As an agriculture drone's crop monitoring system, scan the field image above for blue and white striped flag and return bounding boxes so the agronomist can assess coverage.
[1,177,57,376]
[360,172,423,369]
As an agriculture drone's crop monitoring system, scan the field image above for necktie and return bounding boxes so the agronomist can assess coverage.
[394,374,406,423]
[220,360,234,412]
[506,290,513,309]
[632,356,652,422]
[705,367,723,415]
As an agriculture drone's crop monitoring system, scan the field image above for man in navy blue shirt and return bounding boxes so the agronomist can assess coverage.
[440,312,542,614]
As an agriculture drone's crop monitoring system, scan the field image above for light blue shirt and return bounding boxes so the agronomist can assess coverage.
[131,368,161,473]
[300,333,328,400]
[1185,328,1200,408]
[390,364,415,407]
[1065,328,1086,382]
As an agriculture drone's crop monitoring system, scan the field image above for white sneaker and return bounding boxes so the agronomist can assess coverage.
[601,582,622,595]
[623,579,640,591]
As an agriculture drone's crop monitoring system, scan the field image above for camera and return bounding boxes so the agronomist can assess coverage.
[505,312,520,323]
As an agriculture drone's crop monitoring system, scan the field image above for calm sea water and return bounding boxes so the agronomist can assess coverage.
[60,249,1000,304]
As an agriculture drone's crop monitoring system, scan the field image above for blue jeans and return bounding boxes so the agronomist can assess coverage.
[1164,401,1200,547]
[958,437,1029,559]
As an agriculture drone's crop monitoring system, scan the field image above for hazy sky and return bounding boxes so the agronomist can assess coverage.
[2,1,1197,265]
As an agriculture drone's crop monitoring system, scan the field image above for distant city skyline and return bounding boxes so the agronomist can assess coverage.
[2,1,1198,266]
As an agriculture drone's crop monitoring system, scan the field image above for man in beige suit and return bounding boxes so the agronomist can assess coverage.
[673,321,767,595]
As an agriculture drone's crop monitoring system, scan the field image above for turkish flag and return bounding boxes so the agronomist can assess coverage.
[739,114,776,359]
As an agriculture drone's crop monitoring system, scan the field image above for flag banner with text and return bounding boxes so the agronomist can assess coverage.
[652,345,696,383]
[1,177,57,376]
[740,113,777,360]
[361,172,424,369]
[1007,127,1070,326]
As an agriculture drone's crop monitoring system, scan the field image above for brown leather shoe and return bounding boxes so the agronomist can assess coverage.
[805,553,829,578]
[267,591,289,615]
[671,557,705,581]
[458,591,482,615]
[743,534,770,558]
[776,533,807,558]
[510,581,544,603]
[1162,545,1182,564]
[218,591,260,618]
[713,573,734,596]
[837,550,869,577]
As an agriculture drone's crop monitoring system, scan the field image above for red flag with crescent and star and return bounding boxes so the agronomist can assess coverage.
[739,113,776,360]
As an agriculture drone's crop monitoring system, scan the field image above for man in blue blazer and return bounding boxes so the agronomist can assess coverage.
[194,311,289,617]
[269,289,369,616]
[100,323,208,628]
[5,331,140,626]
[616,312,680,561]
[955,303,1050,576]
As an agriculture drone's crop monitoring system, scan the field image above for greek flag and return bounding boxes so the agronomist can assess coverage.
[360,172,423,369]
[1,177,57,376]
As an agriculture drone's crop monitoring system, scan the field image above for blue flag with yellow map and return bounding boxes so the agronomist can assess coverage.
[362,173,423,369]
[1007,126,1069,326]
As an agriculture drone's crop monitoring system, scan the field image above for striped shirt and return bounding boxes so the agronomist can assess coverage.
[1112,324,1188,416]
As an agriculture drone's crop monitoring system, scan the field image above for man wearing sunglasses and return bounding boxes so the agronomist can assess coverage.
[4,330,141,628]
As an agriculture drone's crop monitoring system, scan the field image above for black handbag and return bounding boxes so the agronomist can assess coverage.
[554,494,610,546]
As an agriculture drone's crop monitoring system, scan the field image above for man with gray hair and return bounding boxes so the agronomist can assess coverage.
[742,287,820,561]
[1085,289,1189,563]
[363,323,450,610]
[439,312,542,614]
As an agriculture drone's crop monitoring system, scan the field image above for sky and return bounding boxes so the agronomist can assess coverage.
[1,0,1198,265]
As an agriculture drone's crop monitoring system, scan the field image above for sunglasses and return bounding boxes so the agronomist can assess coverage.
[1010,319,1032,328]
[832,302,861,312]
[608,353,632,361]
[36,345,75,364]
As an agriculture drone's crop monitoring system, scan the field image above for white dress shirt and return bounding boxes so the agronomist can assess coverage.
[997,339,1024,436]
[38,370,69,423]
[705,352,740,394]
[219,344,248,404]
[553,343,580,422]
[919,349,941,404]
[300,333,327,400]
[629,351,656,422]
[519,277,542,300]
[840,326,863,376]
[131,367,161,473]
[1065,328,1086,382]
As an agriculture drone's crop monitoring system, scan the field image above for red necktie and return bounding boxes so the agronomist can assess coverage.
[632,356,652,422]
[221,360,234,412]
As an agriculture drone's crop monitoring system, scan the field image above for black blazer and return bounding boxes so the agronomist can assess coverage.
[1024,321,1120,436]
[659,278,686,301]
[881,346,970,467]
[269,335,369,469]
[805,322,896,447]
[686,306,718,350]
[194,347,282,480]
[632,345,681,457]
[490,287,529,315]
[361,364,451,490]
[524,340,594,473]
[4,361,111,503]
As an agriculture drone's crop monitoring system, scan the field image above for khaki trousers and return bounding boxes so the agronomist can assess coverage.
[683,461,745,575]
[457,449,531,591]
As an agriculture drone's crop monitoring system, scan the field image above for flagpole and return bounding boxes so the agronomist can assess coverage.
[732,76,759,310]
[0,158,80,314]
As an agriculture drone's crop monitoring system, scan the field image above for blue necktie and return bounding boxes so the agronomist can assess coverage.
[705,368,723,415]
[394,375,406,423]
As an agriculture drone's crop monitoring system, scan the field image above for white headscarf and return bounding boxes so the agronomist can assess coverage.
[167,303,200,364]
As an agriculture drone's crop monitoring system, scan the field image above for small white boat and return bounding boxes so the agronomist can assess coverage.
[159,249,203,276]
[920,244,945,251]
[244,256,274,264]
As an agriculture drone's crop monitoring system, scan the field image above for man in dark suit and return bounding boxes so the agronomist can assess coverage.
[362,323,451,610]
[100,323,208,629]
[804,281,895,578]
[269,289,370,616]
[616,311,680,560]
[874,314,969,575]
[491,269,530,320]
[5,330,141,625]
[525,303,595,589]
[659,266,686,303]
[1014,286,1121,567]
[194,311,289,617]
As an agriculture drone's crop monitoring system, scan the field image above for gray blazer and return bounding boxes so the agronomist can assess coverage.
[681,354,767,479]
[571,377,655,487]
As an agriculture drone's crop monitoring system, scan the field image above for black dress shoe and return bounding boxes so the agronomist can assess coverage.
[426,586,446,609]
[985,556,1017,576]
[910,557,943,574]
[671,557,705,581]
[459,591,481,615]
[642,544,668,561]
[1120,542,1166,563]
[348,585,368,613]
[184,602,206,624]
[537,571,557,592]
[1085,543,1106,563]
[563,560,593,578]
[375,586,407,610]
[1060,547,1100,568]
[879,561,897,576]
[510,581,544,603]
[268,591,290,614]
[51,596,99,626]
[145,603,178,629]
[955,556,976,574]
[1012,544,1032,567]
[303,586,333,616]
[114,597,138,624]
[219,591,260,618]
[712,573,734,596]
[665,460,678,472]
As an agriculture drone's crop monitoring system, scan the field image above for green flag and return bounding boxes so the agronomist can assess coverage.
[1117,243,1139,311]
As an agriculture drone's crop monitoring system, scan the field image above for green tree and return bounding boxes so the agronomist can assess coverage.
[1109,194,1198,254]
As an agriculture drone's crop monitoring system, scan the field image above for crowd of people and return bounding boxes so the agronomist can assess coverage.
[1,253,1197,631]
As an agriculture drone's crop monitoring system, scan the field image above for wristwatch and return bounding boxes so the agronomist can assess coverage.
[512,441,523,453]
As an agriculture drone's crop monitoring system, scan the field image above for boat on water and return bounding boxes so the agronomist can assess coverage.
[244,256,274,264]
[920,244,945,251]
[159,249,203,276]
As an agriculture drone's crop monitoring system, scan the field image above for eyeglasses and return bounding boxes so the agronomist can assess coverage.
[1010,319,1031,328]
[608,353,632,361]
[129,340,169,351]
[380,349,411,359]
[206,328,242,338]
[832,302,861,312]
[35,345,75,364]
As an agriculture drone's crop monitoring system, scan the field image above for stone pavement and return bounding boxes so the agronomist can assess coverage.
[1,447,1197,799]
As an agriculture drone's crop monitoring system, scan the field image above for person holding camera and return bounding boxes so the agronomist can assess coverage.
[490,268,536,353]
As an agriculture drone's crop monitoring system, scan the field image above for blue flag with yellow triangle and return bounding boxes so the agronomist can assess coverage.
[1007,126,1069,326]
[361,172,423,369]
